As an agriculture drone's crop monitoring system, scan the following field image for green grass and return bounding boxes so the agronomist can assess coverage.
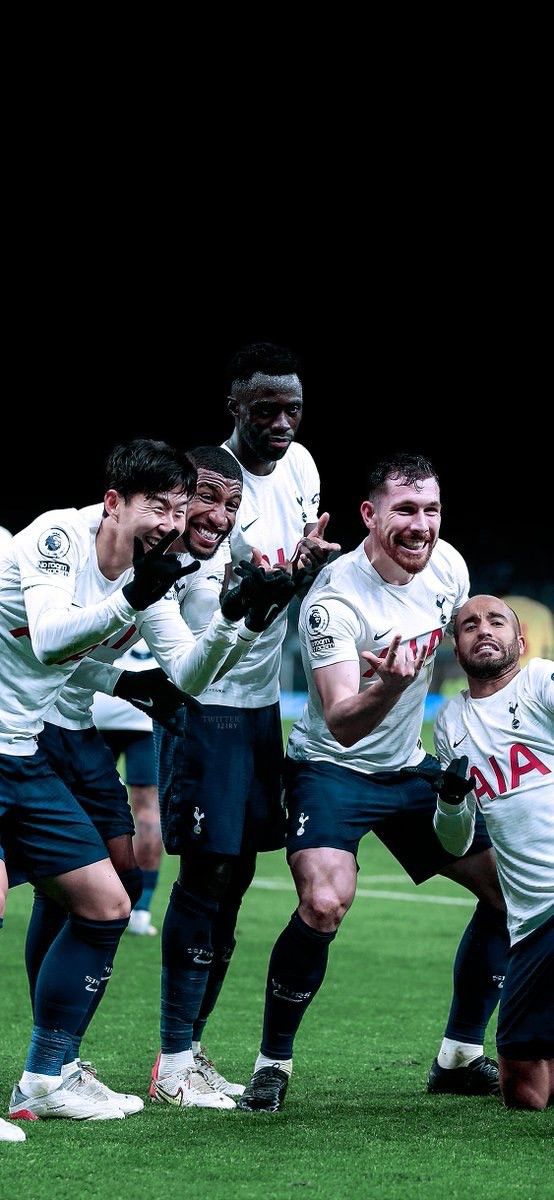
[1,725,551,1199]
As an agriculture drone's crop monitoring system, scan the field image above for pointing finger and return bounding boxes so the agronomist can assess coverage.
[314,512,330,537]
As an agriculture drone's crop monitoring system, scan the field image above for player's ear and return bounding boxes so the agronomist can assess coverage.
[360,500,375,531]
[227,395,238,418]
[517,633,525,657]
[103,489,120,518]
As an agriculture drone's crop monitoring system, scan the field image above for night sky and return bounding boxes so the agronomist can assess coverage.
[2,313,550,607]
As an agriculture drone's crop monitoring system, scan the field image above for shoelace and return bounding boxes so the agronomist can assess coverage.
[195,1052,227,1085]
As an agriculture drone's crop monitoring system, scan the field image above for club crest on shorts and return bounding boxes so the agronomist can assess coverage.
[193,806,205,835]
[296,812,309,837]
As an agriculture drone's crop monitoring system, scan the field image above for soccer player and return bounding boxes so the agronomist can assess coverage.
[93,639,164,937]
[15,444,295,1116]
[433,595,553,1109]
[150,344,340,1109]
[0,438,284,1124]
[238,452,509,1112]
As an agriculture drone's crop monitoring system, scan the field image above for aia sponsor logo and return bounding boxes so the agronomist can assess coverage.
[471,744,550,802]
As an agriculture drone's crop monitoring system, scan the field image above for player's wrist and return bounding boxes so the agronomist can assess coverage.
[436,795,468,815]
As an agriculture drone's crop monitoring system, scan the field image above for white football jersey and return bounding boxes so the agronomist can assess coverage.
[434,659,554,944]
[197,441,320,707]
[0,504,134,754]
[48,541,230,731]
[288,539,469,774]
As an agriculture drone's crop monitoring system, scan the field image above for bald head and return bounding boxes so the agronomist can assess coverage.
[454,595,524,684]
[454,595,521,641]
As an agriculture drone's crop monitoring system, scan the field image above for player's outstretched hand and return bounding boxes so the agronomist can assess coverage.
[292,513,341,574]
[122,531,200,610]
[114,667,200,734]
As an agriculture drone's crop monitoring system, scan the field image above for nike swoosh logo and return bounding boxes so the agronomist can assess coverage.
[241,518,259,532]
[453,734,468,747]
[374,628,392,640]
[131,697,153,708]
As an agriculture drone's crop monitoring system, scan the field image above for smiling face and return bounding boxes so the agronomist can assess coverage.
[182,467,242,559]
[361,475,441,582]
[106,488,189,560]
[454,596,524,680]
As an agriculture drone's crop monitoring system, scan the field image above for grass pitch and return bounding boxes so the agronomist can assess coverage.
[1,724,551,1198]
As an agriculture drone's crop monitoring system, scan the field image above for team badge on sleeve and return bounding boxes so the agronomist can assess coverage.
[306,604,330,635]
[37,528,70,559]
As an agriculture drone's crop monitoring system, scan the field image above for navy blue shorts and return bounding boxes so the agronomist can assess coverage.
[496,916,554,1060]
[0,746,112,881]
[39,723,134,843]
[154,702,285,857]
[284,755,492,884]
[101,730,156,787]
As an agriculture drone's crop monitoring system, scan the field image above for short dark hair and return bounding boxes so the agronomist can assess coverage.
[225,342,302,391]
[189,445,243,485]
[367,452,439,499]
[105,438,197,500]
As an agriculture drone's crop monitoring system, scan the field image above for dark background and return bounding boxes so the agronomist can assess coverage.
[2,308,550,606]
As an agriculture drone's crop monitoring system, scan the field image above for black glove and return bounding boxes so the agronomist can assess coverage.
[221,560,296,632]
[122,531,200,610]
[437,755,476,805]
[113,667,201,735]
[400,754,475,804]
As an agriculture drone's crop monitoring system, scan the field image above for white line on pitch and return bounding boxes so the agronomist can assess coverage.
[252,878,474,907]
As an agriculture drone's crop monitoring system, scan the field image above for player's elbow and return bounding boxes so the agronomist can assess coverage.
[32,641,64,666]
[169,665,204,696]
[326,715,358,748]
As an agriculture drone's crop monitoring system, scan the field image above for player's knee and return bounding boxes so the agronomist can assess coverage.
[302,887,349,929]
[500,1061,549,1110]
[101,891,132,921]
[84,880,131,922]
[502,1077,548,1110]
